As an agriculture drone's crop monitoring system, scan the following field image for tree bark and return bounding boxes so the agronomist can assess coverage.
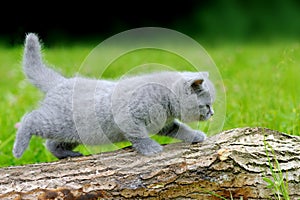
[1,127,299,200]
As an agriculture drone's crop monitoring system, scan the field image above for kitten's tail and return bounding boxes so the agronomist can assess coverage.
[23,33,66,93]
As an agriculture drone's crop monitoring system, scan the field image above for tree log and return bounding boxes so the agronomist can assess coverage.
[1,127,299,200]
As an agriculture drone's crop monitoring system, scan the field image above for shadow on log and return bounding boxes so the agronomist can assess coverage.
[1,127,299,200]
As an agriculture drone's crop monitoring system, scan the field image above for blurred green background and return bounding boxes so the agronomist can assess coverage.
[1,0,300,166]
[2,0,300,45]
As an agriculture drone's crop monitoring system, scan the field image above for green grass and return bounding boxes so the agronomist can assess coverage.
[205,138,292,200]
[263,138,290,200]
[0,39,300,167]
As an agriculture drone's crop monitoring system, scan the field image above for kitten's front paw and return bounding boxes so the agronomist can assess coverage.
[181,130,207,143]
[132,138,163,156]
[191,131,207,143]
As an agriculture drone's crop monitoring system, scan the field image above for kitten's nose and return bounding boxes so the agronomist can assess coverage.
[210,108,214,116]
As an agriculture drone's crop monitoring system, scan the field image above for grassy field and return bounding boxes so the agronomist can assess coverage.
[0,39,300,167]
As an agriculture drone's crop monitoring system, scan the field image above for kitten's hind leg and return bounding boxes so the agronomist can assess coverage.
[158,120,206,143]
[13,112,36,158]
[45,140,82,159]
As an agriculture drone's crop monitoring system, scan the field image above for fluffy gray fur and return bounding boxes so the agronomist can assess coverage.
[13,33,215,159]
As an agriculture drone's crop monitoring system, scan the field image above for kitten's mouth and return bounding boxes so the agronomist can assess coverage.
[200,114,212,121]
[199,115,208,121]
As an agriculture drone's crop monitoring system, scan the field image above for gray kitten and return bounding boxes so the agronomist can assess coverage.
[13,33,215,159]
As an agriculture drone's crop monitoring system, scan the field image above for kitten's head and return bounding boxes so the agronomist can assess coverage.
[175,71,215,123]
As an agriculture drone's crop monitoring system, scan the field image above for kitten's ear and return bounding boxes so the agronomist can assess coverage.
[190,78,205,91]
[182,72,206,89]
[190,72,208,89]
[191,79,204,88]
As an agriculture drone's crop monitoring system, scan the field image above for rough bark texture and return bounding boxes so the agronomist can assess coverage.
[0,127,299,200]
